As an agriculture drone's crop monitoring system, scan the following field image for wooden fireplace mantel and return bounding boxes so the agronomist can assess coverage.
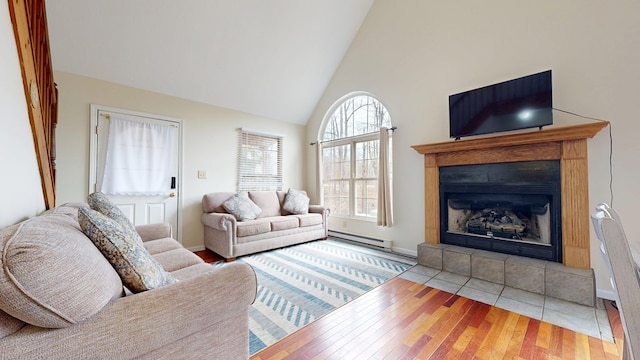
[412,122,608,269]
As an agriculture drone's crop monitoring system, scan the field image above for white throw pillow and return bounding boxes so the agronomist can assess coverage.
[222,192,262,221]
[283,188,310,215]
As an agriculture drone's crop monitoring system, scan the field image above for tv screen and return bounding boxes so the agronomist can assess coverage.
[449,70,553,139]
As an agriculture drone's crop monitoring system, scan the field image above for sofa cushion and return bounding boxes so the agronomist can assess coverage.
[78,207,177,293]
[283,188,310,215]
[202,192,236,213]
[0,213,123,328]
[88,192,144,246]
[0,309,25,339]
[151,248,204,272]
[136,222,172,242]
[296,213,323,227]
[276,191,288,213]
[144,238,184,255]
[169,263,217,281]
[39,202,87,217]
[270,216,299,231]
[236,219,271,237]
[248,191,281,218]
[222,193,262,221]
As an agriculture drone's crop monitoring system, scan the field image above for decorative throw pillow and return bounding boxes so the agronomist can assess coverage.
[0,214,123,328]
[78,207,177,293]
[283,188,310,215]
[87,192,144,246]
[222,192,262,221]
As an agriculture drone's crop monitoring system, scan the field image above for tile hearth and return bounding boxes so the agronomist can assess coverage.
[417,243,596,307]
[402,242,613,341]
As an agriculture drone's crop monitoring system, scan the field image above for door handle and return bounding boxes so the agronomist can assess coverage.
[169,192,176,198]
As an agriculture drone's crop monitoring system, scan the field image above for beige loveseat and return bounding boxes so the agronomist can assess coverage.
[0,202,257,360]
[202,191,329,260]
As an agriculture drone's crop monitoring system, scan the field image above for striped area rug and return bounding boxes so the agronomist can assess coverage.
[218,238,416,355]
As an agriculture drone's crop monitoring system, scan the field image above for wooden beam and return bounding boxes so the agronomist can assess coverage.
[8,0,56,209]
[436,142,562,167]
[412,122,608,155]
[561,139,591,269]
[424,154,439,244]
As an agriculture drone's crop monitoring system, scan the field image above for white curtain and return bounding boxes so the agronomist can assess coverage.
[377,127,393,227]
[101,118,176,196]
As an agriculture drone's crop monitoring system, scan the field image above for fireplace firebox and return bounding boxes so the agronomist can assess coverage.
[439,161,562,262]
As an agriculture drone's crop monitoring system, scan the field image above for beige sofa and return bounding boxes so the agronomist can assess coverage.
[0,203,257,360]
[202,191,329,260]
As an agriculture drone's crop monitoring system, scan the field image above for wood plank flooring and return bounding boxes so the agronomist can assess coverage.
[250,277,624,360]
[193,249,623,359]
[194,248,224,263]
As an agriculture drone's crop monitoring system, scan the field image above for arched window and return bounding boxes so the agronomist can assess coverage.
[319,93,392,220]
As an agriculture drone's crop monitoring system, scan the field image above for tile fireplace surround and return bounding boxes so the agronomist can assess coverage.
[412,122,608,306]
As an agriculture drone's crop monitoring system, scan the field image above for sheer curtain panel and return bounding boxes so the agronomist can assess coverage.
[101,118,177,196]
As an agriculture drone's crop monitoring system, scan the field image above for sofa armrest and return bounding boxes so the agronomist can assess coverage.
[135,223,172,242]
[309,205,329,215]
[1,263,257,359]
[201,212,236,231]
[309,205,329,238]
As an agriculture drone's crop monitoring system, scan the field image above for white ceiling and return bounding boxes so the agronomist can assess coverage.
[45,1,374,125]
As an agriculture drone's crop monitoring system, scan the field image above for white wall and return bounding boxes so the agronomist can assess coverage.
[54,71,307,250]
[0,3,45,228]
[306,0,640,299]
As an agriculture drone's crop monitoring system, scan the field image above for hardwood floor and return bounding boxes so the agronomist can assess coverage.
[193,249,623,359]
[194,248,225,263]
[250,277,624,360]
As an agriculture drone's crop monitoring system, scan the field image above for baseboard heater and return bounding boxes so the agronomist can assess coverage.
[328,230,392,249]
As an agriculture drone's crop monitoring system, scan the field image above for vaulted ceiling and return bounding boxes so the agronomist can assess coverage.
[45,1,374,125]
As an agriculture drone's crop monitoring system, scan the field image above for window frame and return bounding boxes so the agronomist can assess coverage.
[237,129,283,192]
[319,93,391,221]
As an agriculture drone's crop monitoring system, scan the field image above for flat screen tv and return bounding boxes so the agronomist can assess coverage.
[449,70,552,139]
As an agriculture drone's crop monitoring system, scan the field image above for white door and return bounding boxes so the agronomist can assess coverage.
[89,105,182,241]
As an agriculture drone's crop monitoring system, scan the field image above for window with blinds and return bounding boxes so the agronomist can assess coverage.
[237,130,283,191]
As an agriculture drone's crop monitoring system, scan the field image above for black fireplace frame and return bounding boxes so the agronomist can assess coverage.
[439,160,562,262]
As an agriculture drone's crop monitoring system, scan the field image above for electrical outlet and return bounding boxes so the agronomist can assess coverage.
[197,170,207,179]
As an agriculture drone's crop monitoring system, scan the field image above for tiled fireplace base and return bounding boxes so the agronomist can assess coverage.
[417,243,596,307]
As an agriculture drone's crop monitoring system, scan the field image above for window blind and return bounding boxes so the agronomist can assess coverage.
[237,130,283,191]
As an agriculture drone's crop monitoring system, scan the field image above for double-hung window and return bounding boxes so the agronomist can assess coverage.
[237,130,283,191]
[320,94,392,219]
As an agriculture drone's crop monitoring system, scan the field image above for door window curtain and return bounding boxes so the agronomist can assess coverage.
[101,117,176,196]
[377,127,393,227]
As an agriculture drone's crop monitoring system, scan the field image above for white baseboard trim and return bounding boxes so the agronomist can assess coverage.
[186,245,205,252]
[390,247,417,258]
[328,230,392,249]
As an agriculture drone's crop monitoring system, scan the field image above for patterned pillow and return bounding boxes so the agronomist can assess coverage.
[222,193,262,221]
[78,207,177,293]
[283,188,310,215]
[88,192,143,246]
